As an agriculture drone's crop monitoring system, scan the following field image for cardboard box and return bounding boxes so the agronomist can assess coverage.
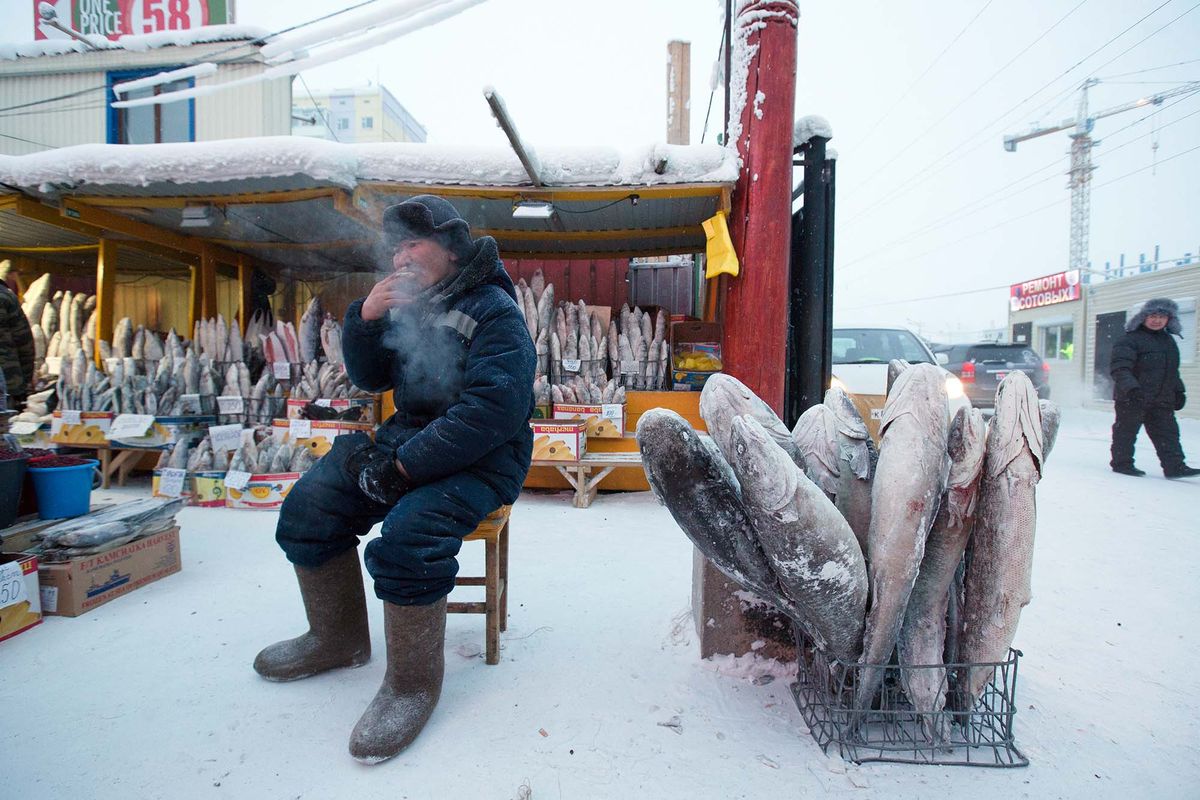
[110,415,214,449]
[0,553,42,642]
[669,320,723,391]
[285,397,375,424]
[152,470,226,507]
[531,405,551,420]
[225,472,301,510]
[50,411,113,446]
[552,402,626,438]
[36,527,181,618]
[530,420,586,461]
[271,419,374,458]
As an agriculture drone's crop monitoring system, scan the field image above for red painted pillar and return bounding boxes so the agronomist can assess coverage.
[721,1,799,416]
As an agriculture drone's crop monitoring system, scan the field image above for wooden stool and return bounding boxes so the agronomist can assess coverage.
[447,504,511,665]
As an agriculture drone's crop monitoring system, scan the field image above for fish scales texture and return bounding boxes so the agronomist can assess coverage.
[856,364,950,711]
[824,387,876,554]
[726,416,868,662]
[960,372,1044,702]
[789,404,841,498]
[635,409,784,605]
[897,406,987,741]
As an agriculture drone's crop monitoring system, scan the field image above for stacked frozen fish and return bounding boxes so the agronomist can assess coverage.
[637,367,1060,737]
[30,498,186,561]
[19,273,97,382]
[155,429,315,476]
[516,269,672,408]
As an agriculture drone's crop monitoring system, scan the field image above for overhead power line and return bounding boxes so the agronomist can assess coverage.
[844,0,1187,224]
[850,0,996,151]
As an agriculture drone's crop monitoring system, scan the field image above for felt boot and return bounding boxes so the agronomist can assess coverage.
[253,548,371,681]
[348,598,447,764]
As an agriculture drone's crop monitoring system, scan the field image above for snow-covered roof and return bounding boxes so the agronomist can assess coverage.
[0,136,738,193]
[0,24,270,61]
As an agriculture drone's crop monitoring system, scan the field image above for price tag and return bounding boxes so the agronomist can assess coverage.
[179,394,201,415]
[60,410,82,425]
[209,423,243,453]
[108,414,155,440]
[870,408,885,421]
[288,419,312,440]
[562,359,581,373]
[0,561,28,608]
[158,468,187,498]
[602,404,623,420]
[621,360,640,375]
[315,399,333,408]
[217,396,244,414]
[10,421,40,435]
[44,357,62,375]
[224,470,252,490]
[273,362,292,380]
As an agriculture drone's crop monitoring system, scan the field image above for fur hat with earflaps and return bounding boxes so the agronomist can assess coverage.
[381,195,477,264]
[1125,297,1182,335]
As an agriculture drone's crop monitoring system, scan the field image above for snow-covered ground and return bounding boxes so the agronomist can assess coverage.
[3,407,1198,798]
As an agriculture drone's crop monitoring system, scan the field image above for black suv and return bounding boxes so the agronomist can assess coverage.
[931,342,1051,409]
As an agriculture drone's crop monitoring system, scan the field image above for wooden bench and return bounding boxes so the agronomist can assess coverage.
[531,451,645,508]
[447,504,511,665]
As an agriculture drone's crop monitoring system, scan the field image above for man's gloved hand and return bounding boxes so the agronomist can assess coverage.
[1127,387,1144,405]
[1177,393,1187,411]
[344,441,410,506]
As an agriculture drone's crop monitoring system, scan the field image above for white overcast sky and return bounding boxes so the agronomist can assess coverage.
[2,0,1198,339]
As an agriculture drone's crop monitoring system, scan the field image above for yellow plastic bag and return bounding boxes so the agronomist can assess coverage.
[702,210,740,279]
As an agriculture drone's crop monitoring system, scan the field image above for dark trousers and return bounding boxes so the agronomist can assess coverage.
[1110,401,1185,472]
[275,433,504,606]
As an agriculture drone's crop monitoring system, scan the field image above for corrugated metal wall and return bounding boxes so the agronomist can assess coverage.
[0,72,107,154]
[629,257,696,317]
[504,258,631,308]
[1084,263,1199,419]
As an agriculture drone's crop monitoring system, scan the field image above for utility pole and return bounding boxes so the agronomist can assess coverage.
[1004,79,1200,272]
[667,41,691,145]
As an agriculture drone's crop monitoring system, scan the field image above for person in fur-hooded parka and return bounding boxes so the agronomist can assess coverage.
[1108,297,1197,478]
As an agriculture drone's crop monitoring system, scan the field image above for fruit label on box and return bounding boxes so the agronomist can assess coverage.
[602,405,622,420]
[217,396,244,414]
[209,423,243,453]
[224,470,252,490]
[108,414,155,440]
[159,468,187,498]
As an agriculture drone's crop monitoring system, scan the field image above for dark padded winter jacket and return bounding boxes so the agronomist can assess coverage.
[1109,327,1185,408]
[341,237,535,502]
[0,283,35,405]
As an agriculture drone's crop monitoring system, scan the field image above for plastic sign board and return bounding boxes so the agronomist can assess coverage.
[36,0,233,41]
[1009,269,1081,312]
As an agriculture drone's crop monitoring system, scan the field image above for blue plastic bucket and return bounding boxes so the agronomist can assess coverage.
[28,459,100,520]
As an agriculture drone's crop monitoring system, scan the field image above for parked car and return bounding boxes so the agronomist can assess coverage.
[930,342,1051,409]
[830,326,971,437]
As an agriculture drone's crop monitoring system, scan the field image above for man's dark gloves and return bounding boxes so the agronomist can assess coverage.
[1126,387,1144,405]
[344,440,411,506]
[1177,393,1187,411]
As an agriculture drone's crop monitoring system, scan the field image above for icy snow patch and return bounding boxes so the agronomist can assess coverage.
[0,24,270,60]
[704,651,797,683]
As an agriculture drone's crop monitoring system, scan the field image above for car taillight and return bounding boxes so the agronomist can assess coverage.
[1041,361,1051,375]
[960,362,975,383]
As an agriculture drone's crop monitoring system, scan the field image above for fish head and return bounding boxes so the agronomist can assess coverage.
[823,387,869,440]
[947,406,988,488]
[987,371,1044,476]
[878,362,949,437]
[699,374,754,426]
[1038,399,1062,462]
[729,415,798,513]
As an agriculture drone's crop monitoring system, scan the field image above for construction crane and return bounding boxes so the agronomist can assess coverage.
[1003,79,1200,273]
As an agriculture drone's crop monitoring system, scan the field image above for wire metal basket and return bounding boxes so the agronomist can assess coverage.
[789,624,1028,767]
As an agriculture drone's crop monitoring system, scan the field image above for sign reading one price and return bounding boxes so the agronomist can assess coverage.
[37,0,232,41]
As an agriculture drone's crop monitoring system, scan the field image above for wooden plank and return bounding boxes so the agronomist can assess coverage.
[237,254,252,333]
[94,238,117,367]
[199,245,219,320]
